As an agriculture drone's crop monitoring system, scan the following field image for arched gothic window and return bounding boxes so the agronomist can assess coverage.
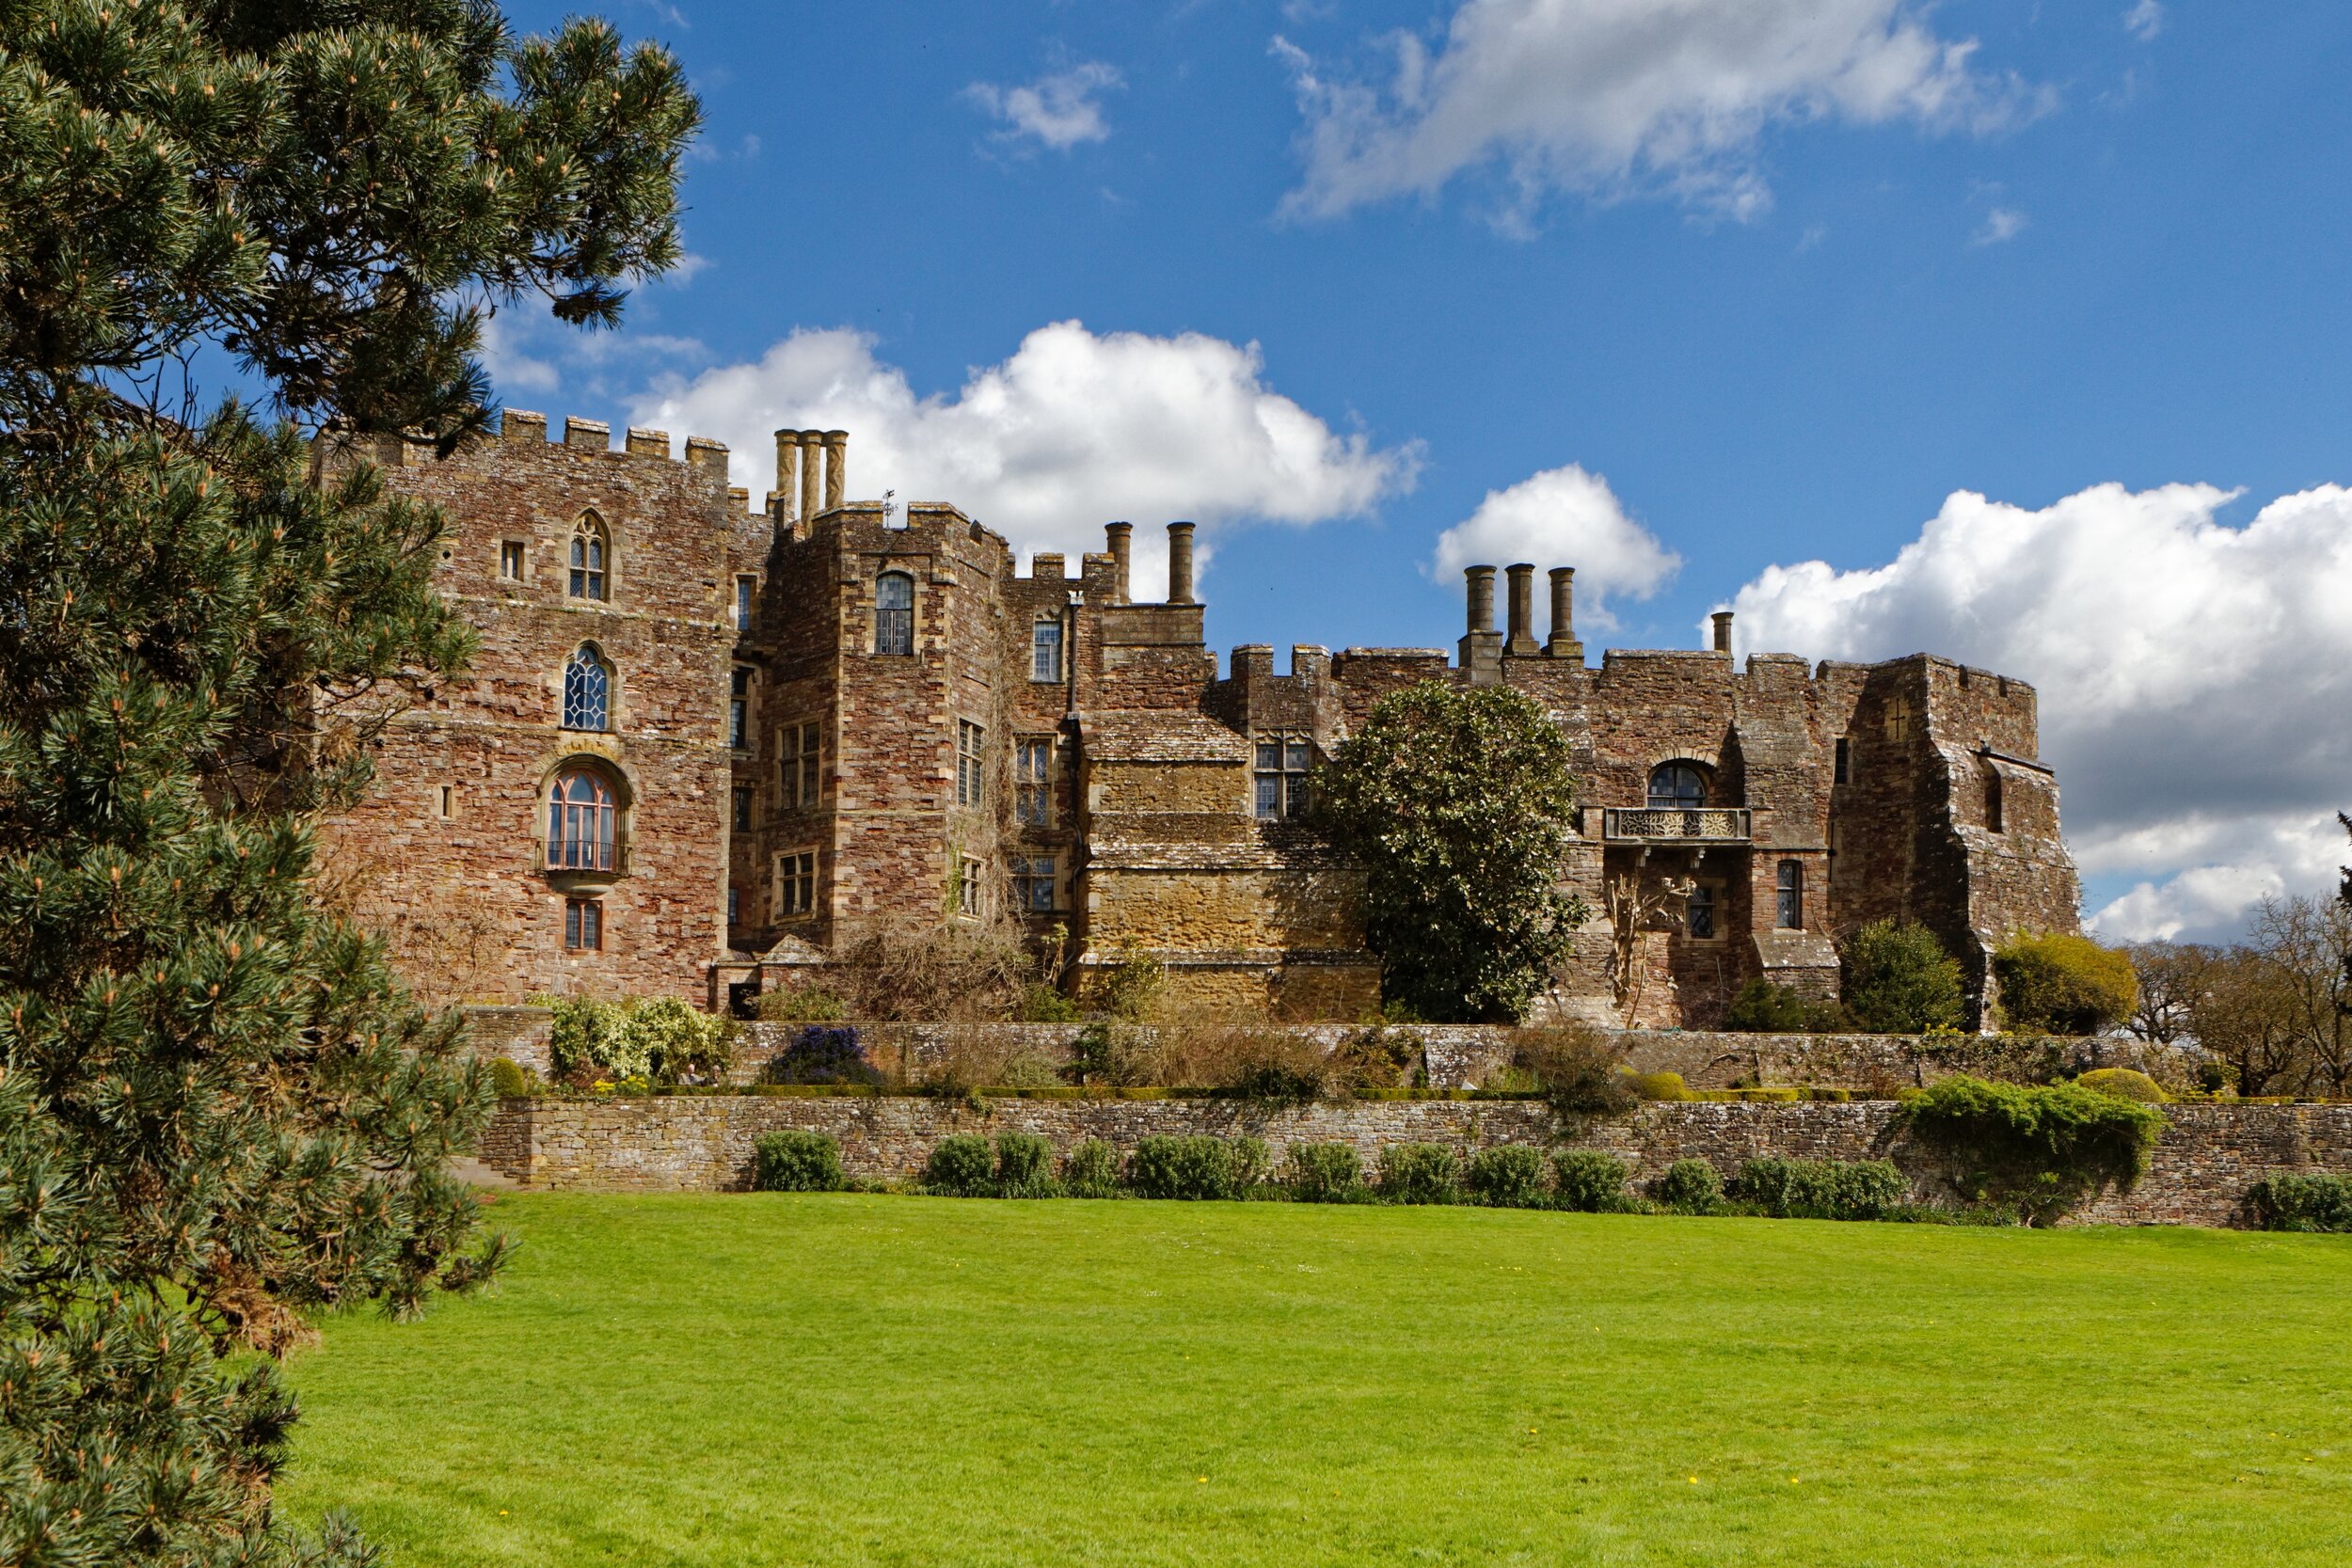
[1647,762,1708,810]
[547,767,618,871]
[569,513,609,601]
[562,644,611,731]
[875,570,914,656]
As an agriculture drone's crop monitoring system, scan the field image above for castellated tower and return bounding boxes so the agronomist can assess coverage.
[328,416,2080,1028]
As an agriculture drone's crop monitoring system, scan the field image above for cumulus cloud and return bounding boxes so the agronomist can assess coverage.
[1276,0,2050,222]
[965,62,1124,151]
[1429,464,1679,628]
[628,322,1417,586]
[1724,482,2352,942]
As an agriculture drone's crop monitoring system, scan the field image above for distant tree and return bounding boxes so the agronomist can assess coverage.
[2122,942,2215,1044]
[1314,680,1585,1022]
[0,5,698,1564]
[1992,933,2139,1036]
[1840,920,1966,1034]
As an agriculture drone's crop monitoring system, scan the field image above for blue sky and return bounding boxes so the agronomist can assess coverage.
[490,1,2352,943]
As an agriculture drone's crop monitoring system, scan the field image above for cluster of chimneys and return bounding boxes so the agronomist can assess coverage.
[1086,520,1195,607]
[770,429,850,523]
[1460,563,1735,657]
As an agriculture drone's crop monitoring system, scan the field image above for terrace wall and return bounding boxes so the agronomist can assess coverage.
[474,1096,2352,1229]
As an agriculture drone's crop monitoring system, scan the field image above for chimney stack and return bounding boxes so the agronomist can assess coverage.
[1167,521,1197,605]
[773,430,801,524]
[1464,565,1497,633]
[1504,563,1540,656]
[1547,567,1583,658]
[822,431,849,511]
[1712,610,1735,654]
[1105,522,1133,605]
[796,431,822,522]
[1459,565,1502,685]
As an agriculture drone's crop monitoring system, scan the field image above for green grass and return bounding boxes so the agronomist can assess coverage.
[281,1195,2352,1567]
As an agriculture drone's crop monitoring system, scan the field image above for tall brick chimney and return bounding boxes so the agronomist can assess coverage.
[1168,521,1197,605]
[1460,565,1502,686]
[1105,522,1133,604]
[1504,563,1540,657]
[822,430,848,511]
[772,430,800,524]
[1712,610,1734,654]
[796,430,821,522]
[1548,567,1583,658]
[1465,565,1496,633]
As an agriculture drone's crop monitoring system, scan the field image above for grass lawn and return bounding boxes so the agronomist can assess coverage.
[280,1194,2352,1567]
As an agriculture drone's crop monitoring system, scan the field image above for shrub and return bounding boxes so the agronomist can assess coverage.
[2074,1067,2168,1104]
[767,1024,883,1086]
[1328,1025,1420,1092]
[488,1056,534,1100]
[1377,1143,1463,1204]
[756,984,847,1023]
[1629,1070,1691,1101]
[993,1132,1058,1197]
[1731,1158,1905,1220]
[1061,1022,1150,1087]
[1285,1142,1366,1202]
[1551,1150,1632,1212]
[925,1133,997,1196]
[1014,983,1084,1023]
[1655,1159,1723,1213]
[1467,1145,1549,1208]
[1905,1074,2165,1223]
[1842,920,1966,1034]
[1086,940,1167,1022]
[1197,1025,1331,1104]
[1722,978,1851,1034]
[1993,934,2139,1036]
[2249,1173,2352,1232]
[1231,1136,1273,1192]
[1514,1023,1636,1117]
[547,994,735,1086]
[753,1130,846,1193]
[1061,1138,1122,1198]
[1129,1135,1236,1200]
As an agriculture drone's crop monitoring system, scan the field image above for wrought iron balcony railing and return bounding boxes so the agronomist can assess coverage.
[1601,807,1752,845]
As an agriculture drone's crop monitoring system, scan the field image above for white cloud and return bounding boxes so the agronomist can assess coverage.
[1277,0,2050,222]
[1973,205,2027,245]
[1724,481,2352,942]
[965,62,1125,151]
[628,322,1418,586]
[2124,2,2166,43]
[1429,464,1679,629]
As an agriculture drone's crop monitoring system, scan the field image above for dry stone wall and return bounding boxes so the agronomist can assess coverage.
[477,1095,2352,1229]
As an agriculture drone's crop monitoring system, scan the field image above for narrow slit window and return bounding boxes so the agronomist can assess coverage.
[732,787,753,832]
[1031,618,1063,682]
[1016,738,1053,826]
[957,721,985,808]
[1834,736,1851,784]
[500,541,526,581]
[729,666,750,750]
[1685,883,1718,942]
[1985,767,2005,833]
[1775,861,1804,929]
[875,571,914,656]
[781,721,821,807]
[735,575,756,632]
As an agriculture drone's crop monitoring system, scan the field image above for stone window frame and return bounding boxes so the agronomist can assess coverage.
[499,539,527,582]
[1253,732,1313,820]
[563,896,603,953]
[874,569,915,656]
[956,720,986,809]
[956,854,987,917]
[1010,852,1058,914]
[726,885,739,927]
[1646,760,1710,810]
[734,574,757,632]
[568,511,611,603]
[731,786,753,832]
[1774,860,1804,930]
[773,847,818,920]
[729,665,753,751]
[561,642,613,733]
[546,762,627,873]
[1683,878,1727,943]
[1834,736,1851,784]
[1015,736,1054,827]
[780,719,822,809]
[1030,616,1063,683]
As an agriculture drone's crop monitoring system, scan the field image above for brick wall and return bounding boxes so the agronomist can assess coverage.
[475,1095,2352,1228]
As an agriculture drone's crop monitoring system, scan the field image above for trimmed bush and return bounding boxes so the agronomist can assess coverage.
[2074,1068,2167,1104]
[1905,1075,2164,1223]
[1551,1150,1631,1212]
[2249,1173,2352,1232]
[1731,1158,1905,1220]
[1231,1136,1273,1192]
[1378,1143,1463,1204]
[1286,1142,1366,1202]
[753,1131,845,1193]
[1993,934,2139,1036]
[1842,920,1966,1034]
[1061,1138,1122,1198]
[1130,1135,1236,1200]
[1721,979,1851,1034]
[1655,1159,1723,1213]
[1628,1070,1690,1101]
[993,1132,1057,1198]
[1467,1145,1549,1208]
[925,1132,996,1196]
[767,1024,883,1086]
[488,1056,533,1100]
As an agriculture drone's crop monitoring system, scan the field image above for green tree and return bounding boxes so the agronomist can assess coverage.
[1313,680,1584,1022]
[0,5,697,1564]
[1991,932,2139,1035]
[1841,919,1966,1034]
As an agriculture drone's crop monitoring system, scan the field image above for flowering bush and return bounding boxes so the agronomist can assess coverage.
[546,994,734,1086]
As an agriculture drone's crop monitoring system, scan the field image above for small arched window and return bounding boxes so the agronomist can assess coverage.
[569,513,609,601]
[562,644,611,731]
[1647,763,1708,810]
[875,570,914,656]
[547,766,618,871]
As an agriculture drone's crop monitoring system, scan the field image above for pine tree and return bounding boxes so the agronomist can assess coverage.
[0,5,698,1562]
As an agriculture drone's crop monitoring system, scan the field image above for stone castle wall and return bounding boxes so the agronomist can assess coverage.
[474,1095,2352,1229]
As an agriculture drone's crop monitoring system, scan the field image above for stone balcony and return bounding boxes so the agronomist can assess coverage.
[1599,807,1752,845]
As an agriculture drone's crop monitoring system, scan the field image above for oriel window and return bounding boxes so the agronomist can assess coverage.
[547,768,618,872]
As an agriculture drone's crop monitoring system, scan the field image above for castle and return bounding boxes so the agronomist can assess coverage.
[319,416,2082,1027]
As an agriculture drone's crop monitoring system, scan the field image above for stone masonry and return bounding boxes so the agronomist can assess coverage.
[333,416,2081,1024]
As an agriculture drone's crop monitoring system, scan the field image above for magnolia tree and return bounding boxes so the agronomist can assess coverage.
[1312,681,1585,1022]
[0,4,698,1563]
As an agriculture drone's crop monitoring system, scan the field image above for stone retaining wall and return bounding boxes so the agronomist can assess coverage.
[477,1095,2352,1229]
